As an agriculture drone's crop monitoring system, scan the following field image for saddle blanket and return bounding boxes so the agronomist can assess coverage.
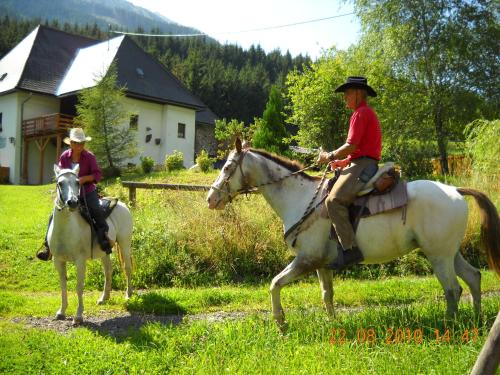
[353,180,408,218]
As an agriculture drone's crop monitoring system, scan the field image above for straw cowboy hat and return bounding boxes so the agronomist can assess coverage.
[335,76,377,97]
[63,128,92,145]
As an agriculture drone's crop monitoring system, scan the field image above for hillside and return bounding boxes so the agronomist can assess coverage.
[0,0,201,35]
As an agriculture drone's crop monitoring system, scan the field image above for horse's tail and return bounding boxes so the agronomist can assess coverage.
[457,187,500,275]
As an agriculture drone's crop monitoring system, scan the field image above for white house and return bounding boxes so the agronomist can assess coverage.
[0,25,217,184]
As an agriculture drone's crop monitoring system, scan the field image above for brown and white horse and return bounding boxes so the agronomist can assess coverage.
[207,139,499,328]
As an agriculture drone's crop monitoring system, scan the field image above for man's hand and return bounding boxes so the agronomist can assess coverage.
[329,158,350,170]
[317,151,331,164]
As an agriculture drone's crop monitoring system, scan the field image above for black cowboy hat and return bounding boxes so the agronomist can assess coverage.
[335,76,377,97]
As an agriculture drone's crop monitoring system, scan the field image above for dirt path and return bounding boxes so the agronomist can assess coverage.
[8,291,500,337]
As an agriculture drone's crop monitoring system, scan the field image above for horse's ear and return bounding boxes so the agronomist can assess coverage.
[54,164,61,175]
[72,163,80,175]
[242,139,251,150]
[235,137,242,153]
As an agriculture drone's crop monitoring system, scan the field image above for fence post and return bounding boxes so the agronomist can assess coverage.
[129,186,136,207]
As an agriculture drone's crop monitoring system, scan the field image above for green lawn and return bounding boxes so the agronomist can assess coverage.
[0,178,499,374]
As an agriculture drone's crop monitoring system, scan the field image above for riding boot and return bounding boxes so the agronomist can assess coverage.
[36,242,52,261]
[97,228,113,254]
[36,213,53,261]
[329,246,364,271]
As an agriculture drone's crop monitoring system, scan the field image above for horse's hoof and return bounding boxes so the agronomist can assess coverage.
[97,298,107,305]
[72,317,83,326]
[55,313,65,320]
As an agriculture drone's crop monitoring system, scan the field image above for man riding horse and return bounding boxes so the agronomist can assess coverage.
[317,76,382,270]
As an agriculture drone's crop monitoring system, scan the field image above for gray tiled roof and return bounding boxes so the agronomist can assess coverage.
[0,25,215,116]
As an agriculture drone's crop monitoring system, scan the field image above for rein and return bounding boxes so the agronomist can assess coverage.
[212,150,332,246]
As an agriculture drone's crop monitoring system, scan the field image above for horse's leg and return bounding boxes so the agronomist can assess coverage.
[54,259,67,320]
[428,255,463,318]
[97,255,112,305]
[116,234,133,299]
[454,252,481,315]
[316,268,334,316]
[73,259,86,325]
[270,257,306,330]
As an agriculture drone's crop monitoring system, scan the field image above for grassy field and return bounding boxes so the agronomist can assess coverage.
[0,171,499,374]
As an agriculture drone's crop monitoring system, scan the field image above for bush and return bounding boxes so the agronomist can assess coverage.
[465,119,499,177]
[140,156,155,174]
[195,150,215,173]
[383,140,434,179]
[102,165,121,178]
[165,150,184,171]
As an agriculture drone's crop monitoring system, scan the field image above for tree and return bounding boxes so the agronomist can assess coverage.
[252,85,289,154]
[352,0,499,174]
[286,50,351,150]
[74,63,137,175]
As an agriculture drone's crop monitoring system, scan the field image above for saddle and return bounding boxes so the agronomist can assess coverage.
[78,197,119,227]
[326,162,407,235]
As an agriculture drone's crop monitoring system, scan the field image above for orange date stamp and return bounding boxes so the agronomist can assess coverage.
[329,327,479,345]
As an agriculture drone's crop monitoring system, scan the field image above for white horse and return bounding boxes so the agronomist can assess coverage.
[207,140,500,328]
[49,164,133,325]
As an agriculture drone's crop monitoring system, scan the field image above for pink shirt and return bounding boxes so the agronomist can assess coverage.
[59,149,102,195]
[346,101,382,160]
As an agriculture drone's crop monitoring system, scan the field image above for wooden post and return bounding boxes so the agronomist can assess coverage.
[35,138,50,185]
[56,134,62,162]
[129,186,136,207]
[470,312,500,375]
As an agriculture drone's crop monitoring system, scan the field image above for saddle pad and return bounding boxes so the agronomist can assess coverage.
[354,180,408,217]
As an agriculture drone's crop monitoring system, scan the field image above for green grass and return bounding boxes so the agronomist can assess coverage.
[1,172,499,374]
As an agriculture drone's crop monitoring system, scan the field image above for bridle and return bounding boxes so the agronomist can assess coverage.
[210,150,331,245]
[54,170,80,211]
[210,150,319,202]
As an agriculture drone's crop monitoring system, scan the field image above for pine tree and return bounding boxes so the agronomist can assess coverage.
[252,85,288,154]
[74,63,137,176]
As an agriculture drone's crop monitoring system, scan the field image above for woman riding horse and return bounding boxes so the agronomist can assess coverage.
[36,127,112,261]
[317,76,381,269]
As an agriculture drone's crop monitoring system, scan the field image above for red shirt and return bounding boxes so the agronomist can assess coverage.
[346,101,382,160]
[59,149,102,195]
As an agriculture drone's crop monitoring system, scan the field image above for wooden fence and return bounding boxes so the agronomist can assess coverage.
[122,181,211,206]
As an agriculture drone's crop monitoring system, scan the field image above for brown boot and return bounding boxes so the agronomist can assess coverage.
[36,245,52,261]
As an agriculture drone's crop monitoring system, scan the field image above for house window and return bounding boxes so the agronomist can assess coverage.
[177,123,186,138]
[129,114,138,130]
[0,113,2,132]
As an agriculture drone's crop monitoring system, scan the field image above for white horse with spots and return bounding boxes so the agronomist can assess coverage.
[207,140,500,329]
[49,164,133,325]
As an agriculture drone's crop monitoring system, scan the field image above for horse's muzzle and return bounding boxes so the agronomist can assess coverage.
[207,189,225,210]
[67,198,79,210]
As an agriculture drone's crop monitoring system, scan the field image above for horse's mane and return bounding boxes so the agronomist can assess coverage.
[249,148,319,181]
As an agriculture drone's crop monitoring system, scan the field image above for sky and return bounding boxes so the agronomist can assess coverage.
[126,0,361,59]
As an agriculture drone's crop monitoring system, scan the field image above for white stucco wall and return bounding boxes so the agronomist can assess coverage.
[124,97,196,168]
[0,92,21,183]
[162,104,196,167]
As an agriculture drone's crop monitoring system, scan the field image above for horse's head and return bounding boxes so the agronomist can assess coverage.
[54,164,80,211]
[207,138,248,210]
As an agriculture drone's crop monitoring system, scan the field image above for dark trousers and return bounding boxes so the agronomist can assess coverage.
[45,190,108,246]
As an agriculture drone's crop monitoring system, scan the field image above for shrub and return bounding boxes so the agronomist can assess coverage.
[102,165,121,178]
[165,150,184,171]
[383,140,434,179]
[140,156,155,174]
[195,150,215,173]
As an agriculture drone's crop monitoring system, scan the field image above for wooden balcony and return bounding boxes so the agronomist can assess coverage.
[22,113,73,139]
